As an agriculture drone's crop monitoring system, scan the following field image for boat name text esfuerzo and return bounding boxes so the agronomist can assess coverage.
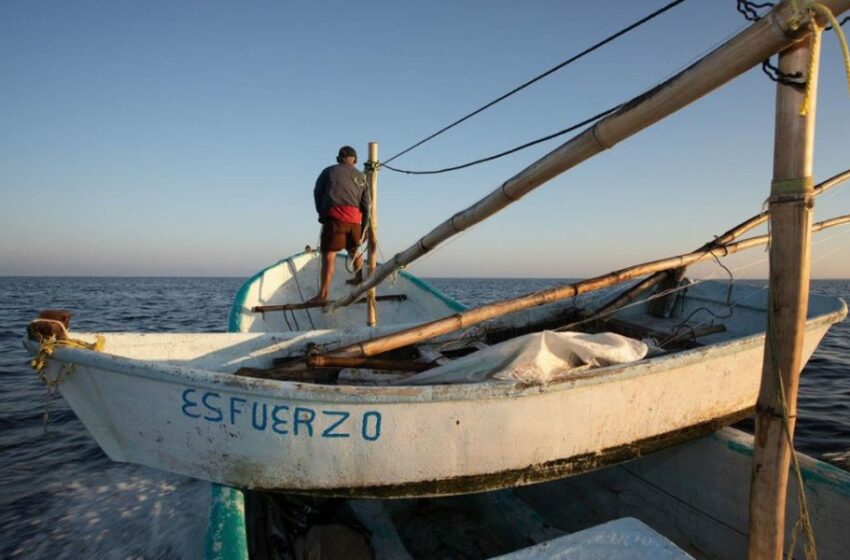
[180,388,383,441]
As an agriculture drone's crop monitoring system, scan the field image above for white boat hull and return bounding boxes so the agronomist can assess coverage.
[27,282,845,497]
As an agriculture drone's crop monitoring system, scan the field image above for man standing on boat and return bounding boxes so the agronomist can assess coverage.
[307,145,370,304]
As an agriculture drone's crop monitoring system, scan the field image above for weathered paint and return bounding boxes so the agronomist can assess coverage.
[517,427,850,559]
[24,281,846,498]
[211,256,469,559]
[255,409,753,498]
[715,428,850,499]
[204,484,247,560]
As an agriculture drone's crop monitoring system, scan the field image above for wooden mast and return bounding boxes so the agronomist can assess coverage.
[365,142,379,326]
[748,32,821,559]
[329,0,850,313]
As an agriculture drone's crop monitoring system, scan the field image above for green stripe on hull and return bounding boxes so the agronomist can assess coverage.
[205,484,248,560]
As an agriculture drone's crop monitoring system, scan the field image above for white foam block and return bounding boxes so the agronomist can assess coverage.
[490,517,694,560]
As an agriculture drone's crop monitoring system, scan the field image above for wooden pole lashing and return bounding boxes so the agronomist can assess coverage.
[747,35,820,560]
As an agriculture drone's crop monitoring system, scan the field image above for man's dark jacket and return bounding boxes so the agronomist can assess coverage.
[313,163,370,219]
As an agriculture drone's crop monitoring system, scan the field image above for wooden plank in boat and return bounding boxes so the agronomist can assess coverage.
[252,295,407,313]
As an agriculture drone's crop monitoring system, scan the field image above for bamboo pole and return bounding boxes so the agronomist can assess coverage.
[322,215,850,361]
[596,167,850,316]
[306,355,431,372]
[250,213,850,379]
[366,142,379,326]
[329,0,850,313]
[252,294,406,313]
[748,35,820,560]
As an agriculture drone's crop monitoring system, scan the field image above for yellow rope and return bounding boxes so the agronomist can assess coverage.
[765,304,817,560]
[800,19,823,116]
[789,1,850,115]
[29,327,105,432]
[30,332,105,374]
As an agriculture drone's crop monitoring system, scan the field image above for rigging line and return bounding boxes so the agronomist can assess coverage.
[737,0,775,22]
[288,259,316,330]
[640,232,850,339]
[381,105,620,175]
[384,6,757,177]
[737,0,849,28]
[383,8,755,177]
[381,0,690,166]
[557,243,780,334]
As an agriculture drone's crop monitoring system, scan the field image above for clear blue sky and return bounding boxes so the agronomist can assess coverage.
[2,0,849,278]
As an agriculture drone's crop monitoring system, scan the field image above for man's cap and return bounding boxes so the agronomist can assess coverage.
[338,146,357,160]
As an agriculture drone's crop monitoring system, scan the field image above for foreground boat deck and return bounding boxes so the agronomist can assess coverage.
[243,428,850,559]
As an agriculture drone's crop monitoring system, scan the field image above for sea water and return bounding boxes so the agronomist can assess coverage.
[0,277,848,559]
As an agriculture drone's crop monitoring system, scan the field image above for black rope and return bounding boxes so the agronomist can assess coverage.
[739,1,849,89]
[382,0,690,166]
[736,0,774,22]
[381,105,620,175]
[761,58,806,89]
[736,0,848,29]
[663,249,736,345]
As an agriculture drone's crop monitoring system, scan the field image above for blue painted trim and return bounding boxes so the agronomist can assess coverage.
[205,484,248,560]
[398,270,468,312]
[212,254,314,560]
[211,253,465,560]
[227,252,314,332]
[229,253,466,333]
[714,431,850,498]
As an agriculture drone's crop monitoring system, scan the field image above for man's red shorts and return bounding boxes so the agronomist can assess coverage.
[320,217,362,253]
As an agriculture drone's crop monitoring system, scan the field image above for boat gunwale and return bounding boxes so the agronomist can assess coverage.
[25,297,847,405]
[227,252,467,334]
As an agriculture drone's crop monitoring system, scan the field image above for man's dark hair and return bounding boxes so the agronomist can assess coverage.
[337,146,357,163]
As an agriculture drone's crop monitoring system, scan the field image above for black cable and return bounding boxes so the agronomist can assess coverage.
[382,0,690,166]
[761,58,806,89]
[739,2,849,90]
[736,0,773,22]
[736,0,848,29]
[381,105,620,175]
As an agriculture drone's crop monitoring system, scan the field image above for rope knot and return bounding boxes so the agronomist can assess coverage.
[789,1,850,115]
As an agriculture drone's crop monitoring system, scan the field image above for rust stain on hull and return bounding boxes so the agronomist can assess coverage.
[245,408,753,499]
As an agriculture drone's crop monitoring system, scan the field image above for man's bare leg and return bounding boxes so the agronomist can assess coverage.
[307,251,336,303]
[346,253,364,285]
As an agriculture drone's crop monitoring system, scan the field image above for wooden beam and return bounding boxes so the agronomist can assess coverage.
[307,355,432,372]
[252,294,406,313]
[304,214,850,364]
[748,35,819,560]
[329,0,850,313]
[596,166,850,318]
[366,141,379,326]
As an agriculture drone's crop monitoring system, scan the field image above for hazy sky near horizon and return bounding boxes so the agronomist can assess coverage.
[2,1,850,279]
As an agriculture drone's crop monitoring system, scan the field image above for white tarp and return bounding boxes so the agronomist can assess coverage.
[400,331,648,385]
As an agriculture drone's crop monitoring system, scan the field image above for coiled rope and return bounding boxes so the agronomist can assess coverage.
[29,319,105,432]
